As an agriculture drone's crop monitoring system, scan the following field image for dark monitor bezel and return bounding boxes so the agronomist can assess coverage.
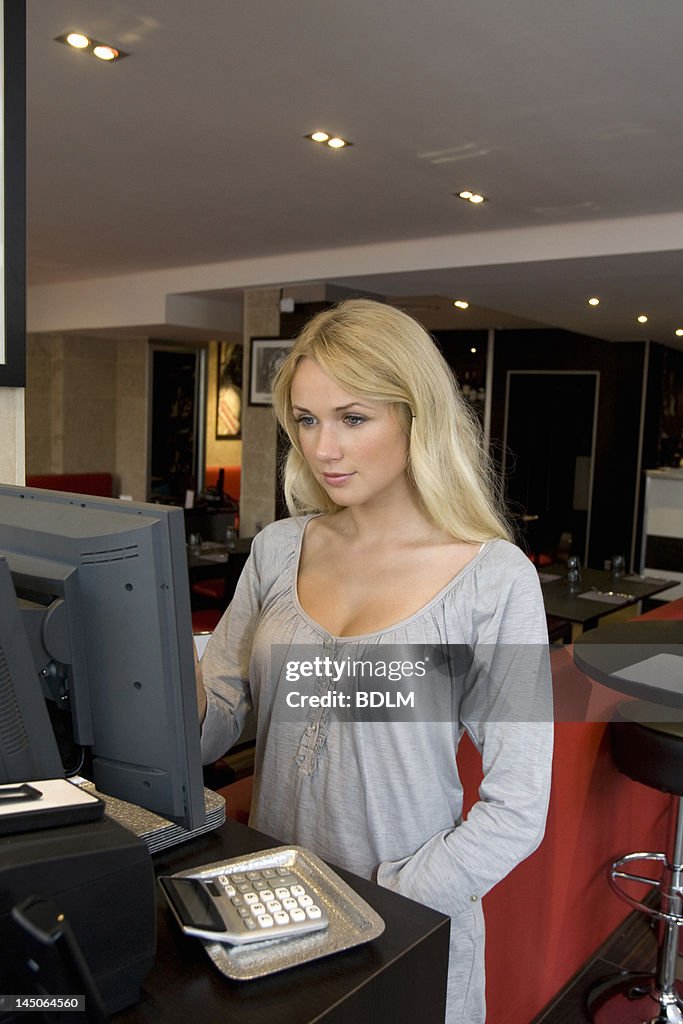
[0,484,206,830]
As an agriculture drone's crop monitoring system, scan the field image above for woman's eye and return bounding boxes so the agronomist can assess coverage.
[344,415,366,426]
[296,415,316,427]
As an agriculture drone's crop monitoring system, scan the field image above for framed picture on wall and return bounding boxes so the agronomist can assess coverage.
[249,338,294,406]
[216,341,243,439]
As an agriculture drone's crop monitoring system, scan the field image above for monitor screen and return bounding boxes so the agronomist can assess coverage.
[0,484,206,831]
[0,556,65,782]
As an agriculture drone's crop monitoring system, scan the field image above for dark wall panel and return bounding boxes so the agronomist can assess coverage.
[490,329,646,568]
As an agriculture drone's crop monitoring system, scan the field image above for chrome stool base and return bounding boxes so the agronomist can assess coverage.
[588,795,683,1024]
[588,972,683,1024]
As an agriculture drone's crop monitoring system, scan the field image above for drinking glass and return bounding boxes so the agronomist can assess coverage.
[225,527,237,550]
[566,555,582,590]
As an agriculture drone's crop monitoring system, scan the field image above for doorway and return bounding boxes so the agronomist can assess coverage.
[503,371,599,564]
[149,346,206,503]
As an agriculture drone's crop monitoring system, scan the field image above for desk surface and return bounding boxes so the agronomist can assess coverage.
[114,818,450,1024]
[539,566,677,628]
[573,620,683,706]
[187,540,253,589]
[187,537,252,567]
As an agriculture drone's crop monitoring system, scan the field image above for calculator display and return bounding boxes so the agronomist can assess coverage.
[163,877,224,932]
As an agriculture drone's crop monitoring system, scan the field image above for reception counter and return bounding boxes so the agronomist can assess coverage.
[115,818,450,1024]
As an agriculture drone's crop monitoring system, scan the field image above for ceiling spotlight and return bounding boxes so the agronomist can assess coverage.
[453,300,469,309]
[93,45,119,61]
[676,329,683,337]
[456,190,488,204]
[305,131,353,149]
[470,347,477,354]
[637,315,649,324]
[588,297,600,306]
[65,32,90,48]
[55,33,128,60]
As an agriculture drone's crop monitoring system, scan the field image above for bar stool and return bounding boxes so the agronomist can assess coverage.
[588,699,683,1023]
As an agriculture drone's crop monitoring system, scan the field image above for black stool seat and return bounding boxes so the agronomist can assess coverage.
[611,700,683,796]
[588,700,683,1023]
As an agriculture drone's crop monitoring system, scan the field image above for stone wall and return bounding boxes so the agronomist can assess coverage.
[239,289,280,535]
[25,333,148,499]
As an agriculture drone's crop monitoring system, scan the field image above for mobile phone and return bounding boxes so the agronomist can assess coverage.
[0,783,42,803]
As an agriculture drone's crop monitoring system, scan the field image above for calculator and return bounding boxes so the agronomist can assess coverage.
[159,864,329,945]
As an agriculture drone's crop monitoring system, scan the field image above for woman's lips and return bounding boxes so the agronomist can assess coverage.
[322,472,355,487]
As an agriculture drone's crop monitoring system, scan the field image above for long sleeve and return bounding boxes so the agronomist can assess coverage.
[199,542,264,765]
[376,554,553,920]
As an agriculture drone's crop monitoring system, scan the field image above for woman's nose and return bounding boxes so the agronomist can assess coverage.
[315,423,342,461]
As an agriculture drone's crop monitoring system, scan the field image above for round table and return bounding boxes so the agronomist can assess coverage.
[573,620,683,709]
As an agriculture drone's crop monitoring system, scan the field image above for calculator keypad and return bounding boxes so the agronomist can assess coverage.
[209,867,328,944]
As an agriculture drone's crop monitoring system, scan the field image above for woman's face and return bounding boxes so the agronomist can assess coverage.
[290,357,410,510]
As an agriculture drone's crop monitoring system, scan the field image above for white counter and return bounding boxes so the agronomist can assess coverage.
[641,469,683,599]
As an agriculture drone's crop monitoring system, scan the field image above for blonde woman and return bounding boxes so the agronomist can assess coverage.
[197,299,553,1023]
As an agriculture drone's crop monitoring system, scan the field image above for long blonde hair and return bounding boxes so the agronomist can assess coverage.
[271,299,511,543]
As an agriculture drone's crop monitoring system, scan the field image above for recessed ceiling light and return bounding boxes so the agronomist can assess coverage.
[470,347,477,354]
[93,45,119,61]
[55,33,128,61]
[456,190,488,204]
[637,315,648,324]
[676,329,683,337]
[453,300,469,309]
[588,297,600,306]
[305,131,353,149]
[65,32,89,49]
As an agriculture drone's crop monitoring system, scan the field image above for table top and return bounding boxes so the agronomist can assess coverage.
[573,620,683,707]
[538,565,678,627]
[114,818,450,1024]
[187,537,252,569]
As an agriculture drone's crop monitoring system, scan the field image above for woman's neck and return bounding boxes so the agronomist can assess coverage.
[332,493,443,547]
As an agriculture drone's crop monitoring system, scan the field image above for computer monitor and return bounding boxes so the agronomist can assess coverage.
[0,556,65,782]
[0,484,206,831]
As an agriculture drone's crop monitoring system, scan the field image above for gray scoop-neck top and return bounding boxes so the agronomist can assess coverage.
[200,516,553,1023]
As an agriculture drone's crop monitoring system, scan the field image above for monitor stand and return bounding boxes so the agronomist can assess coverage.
[71,778,226,854]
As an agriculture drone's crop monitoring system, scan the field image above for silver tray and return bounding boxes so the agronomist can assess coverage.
[167,845,385,980]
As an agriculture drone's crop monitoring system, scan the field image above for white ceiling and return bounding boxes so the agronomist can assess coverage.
[26,0,683,345]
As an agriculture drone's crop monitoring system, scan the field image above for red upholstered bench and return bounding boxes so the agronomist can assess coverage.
[26,473,116,498]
